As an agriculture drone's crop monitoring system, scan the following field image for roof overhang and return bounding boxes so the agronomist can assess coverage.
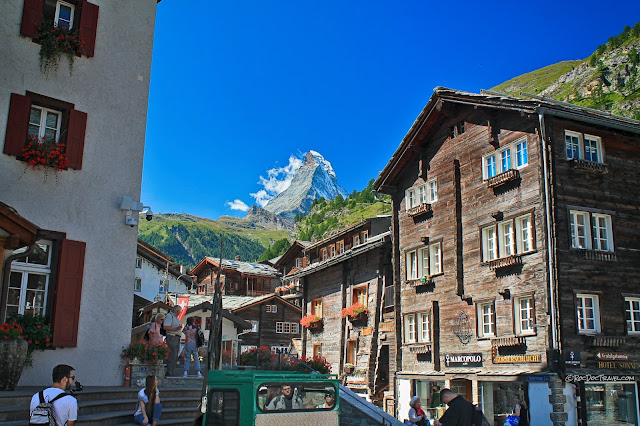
[0,201,40,249]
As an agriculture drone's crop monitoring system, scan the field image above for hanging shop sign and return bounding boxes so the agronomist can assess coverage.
[493,353,542,364]
[379,321,395,332]
[564,350,581,367]
[444,353,482,367]
[595,352,628,361]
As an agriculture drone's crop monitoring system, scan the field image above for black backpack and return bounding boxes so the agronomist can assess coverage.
[143,325,150,341]
[196,326,205,347]
[29,390,72,425]
[472,405,490,426]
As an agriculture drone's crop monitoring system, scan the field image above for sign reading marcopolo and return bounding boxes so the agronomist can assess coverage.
[445,353,482,367]
[493,354,542,364]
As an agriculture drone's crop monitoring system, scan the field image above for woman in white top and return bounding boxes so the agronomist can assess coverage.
[133,375,162,426]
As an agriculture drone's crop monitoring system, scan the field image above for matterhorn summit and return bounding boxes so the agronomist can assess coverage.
[263,151,348,220]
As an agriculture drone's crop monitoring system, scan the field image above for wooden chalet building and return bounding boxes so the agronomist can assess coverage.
[375,87,640,425]
[273,240,312,306]
[289,217,395,408]
[135,239,192,302]
[190,256,280,297]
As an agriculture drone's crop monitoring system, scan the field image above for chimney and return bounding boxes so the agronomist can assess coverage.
[235,255,241,261]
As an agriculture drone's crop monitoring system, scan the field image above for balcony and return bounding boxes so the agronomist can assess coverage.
[486,254,522,271]
[581,250,617,262]
[491,336,527,348]
[486,169,520,189]
[570,159,608,173]
[584,335,626,348]
[406,343,432,354]
[407,203,432,218]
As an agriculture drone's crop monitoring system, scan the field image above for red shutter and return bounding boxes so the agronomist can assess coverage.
[78,1,99,57]
[20,0,44,38]
[52,239,86,348]
[66,109,87,170]
[4,93,31,157]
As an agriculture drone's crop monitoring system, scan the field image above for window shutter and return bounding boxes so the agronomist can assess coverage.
[4,93,31,157]
[52,239,86,347]
[66,109,87,169]
[78,1,99,57]
[20,0,44,38]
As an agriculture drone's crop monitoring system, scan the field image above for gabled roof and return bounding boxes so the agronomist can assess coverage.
[231,294,301,313]
[167,294,260,311]
[374,87,640,190]
[190,257,279,278]
[273,241,311,269]
[137,239,193,286]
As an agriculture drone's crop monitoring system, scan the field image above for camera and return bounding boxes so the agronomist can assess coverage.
[125,214,138,227]
[142,206,153,221]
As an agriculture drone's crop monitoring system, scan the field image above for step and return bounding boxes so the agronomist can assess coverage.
[75,406,201,425]
[119,418,199,426]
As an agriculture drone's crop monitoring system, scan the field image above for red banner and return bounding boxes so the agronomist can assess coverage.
[177,296,189,321]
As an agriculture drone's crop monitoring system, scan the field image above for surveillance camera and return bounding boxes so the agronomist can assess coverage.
[125,215,138,227]
[142,206,153,221]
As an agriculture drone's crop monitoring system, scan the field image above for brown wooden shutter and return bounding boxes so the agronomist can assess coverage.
[78,1,99,57]
[4,93,31,157]
[20,0,44,38]
[52,239,86,347]
[66,109,87,169]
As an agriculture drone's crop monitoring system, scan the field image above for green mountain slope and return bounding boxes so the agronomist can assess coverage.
[138,213,289,268]
[491,22,640,119]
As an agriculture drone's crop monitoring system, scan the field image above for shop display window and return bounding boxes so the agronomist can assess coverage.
[479,381,526,426]
[585,382,638,425]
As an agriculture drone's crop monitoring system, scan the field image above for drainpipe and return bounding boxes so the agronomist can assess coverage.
[1,243,39,322]
[538,111,560,353]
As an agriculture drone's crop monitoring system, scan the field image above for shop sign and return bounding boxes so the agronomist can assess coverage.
[379,321,394,332]
[444,353,482,367]
[595,352,628,361]
[597,360,640,370]
[564,350,581,367]
[493,354,541,364]
[527,375,550,382]
[362,327,373,336]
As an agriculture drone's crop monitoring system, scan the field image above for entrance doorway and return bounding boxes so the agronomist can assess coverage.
[451,378,472,403]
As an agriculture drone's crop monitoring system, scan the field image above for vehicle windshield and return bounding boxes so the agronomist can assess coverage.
[257,382,337,412]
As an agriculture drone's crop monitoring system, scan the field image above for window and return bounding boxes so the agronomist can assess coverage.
[404,314,416,343]
[283,322,291,333]
[257,383,337,413]
[565,130,604,163]
[271,346,289,354]
[4,92,87,169]
[406,241,443,280]
[482,213,535,261]
[311,298,323,317]
[248,320,259,333]
[625,297,640,334]
[54,1,74,29]
[482,138,528,179]
[406,179,438,210]
[207,389,240,423]
[450,121,466,138]
[313,343,322,357]
[330,246,336,258]
[418,312,430,343]
[291,322,299,334]
[353,235,360,246]
[266,304,277,313]
[576,294,600,334]
[135,257,142,268]
[134,278,141,292]
[347,340,357,364]
[158,280,167,294]
[20,0,99,57]
[477,301,496,337]
[321,249,327,261]
[352,286,367,306]
[338,241,344,254]
[569,210,613,252]
[362,231,369,242]
[514,295,535,335]
[7,240,53,317]
[295,258,301,268]
[276,322,283,333]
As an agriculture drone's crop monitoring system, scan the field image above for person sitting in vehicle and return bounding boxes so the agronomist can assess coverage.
[266,384,303,410]
[316,390,336,408]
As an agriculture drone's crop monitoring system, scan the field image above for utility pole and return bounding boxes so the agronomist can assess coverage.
[207,241,224,371]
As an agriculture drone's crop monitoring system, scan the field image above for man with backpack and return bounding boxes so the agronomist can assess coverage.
[29,364,78,425]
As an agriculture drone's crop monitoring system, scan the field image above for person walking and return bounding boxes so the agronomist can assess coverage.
[163,305,183,377]
[512,394,528,426]
[148,313,165,345]
[29,364,78,425]
[182,316,203,377]
[433,389,474,426]
[409,395,430,426]
[133,375,163,426]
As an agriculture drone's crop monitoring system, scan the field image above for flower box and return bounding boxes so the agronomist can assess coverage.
[341,303,369,322]
[300,314,323,330]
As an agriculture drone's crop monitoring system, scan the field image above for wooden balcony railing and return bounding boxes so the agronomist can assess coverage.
[491,336,527,348]
[581,250,617,262]
[570,159,608,173]
[486,254,522,270]
[407,203,432,218]
[486,168,520,189]
[584,335,626,348]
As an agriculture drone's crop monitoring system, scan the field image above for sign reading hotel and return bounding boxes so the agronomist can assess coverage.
[445,353,482,367]
[597,360,640,370]
[493,353,542,364]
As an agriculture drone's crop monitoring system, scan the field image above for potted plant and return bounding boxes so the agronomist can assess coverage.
[121,341,169,383]
[0,321,28,390]
[341,302,369,322]
[19,135,69,175]
[343,363,355,375]
[36,20,84,76]
[300,314,323,331]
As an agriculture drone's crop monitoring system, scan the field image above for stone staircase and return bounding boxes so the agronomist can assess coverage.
[0,378,203,426]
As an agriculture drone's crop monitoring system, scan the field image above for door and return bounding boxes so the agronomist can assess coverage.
[450,378,473,403]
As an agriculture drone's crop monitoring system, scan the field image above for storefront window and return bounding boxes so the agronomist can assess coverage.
[480,381,526,426]
[585,382,638,425]
[414,380,446,420]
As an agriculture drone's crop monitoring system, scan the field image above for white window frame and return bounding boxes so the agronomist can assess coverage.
[498,221,514,257]
[250,320,259,332]
[135,257,142,268]
[565,130,605,163]
[405,187,417,210]
[477,301,496,338]
[404,313,416,343]
[339,241,344,254]
[516,139,528,168]
[330,246,336,258]
[576,294,600,334]
[427,178,438,203]
[569,210,613,252]
[407,242,442,281]
[275,322,283,333]
[516,215,533,254]
[283,322,291,333]
[55,1,75,29]
[429,243,442,276]
[514,295,535,335]
[353,235,360,246]
[482,226,497,262]
[482,137,529,180]
[29,105,62,141]
[291,322,299,334]
[406,179,438,210]
[295,258,301,268]
[406,250,418,280]
[321,249,327,261]
[8,240,53,317]
[418,312,431,343]
[159,279,167,294]
[134,278,141,292]
[625,297,640,335]
[565,130,582,160]
[362,231,369,243]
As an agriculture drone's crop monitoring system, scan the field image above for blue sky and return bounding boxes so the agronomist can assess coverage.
[141,0,640,220]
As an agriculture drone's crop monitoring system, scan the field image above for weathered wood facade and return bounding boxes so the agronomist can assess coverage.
[191,257,280,297]
[375,88,640,426]
[290,217,395,408]
[273,240,311,306]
